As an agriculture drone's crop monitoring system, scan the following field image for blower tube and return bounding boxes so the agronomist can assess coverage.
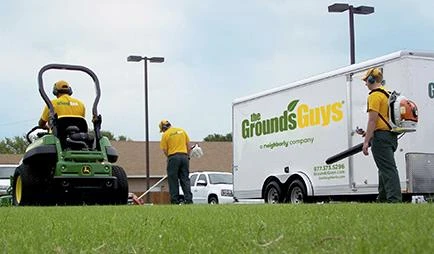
[325,142,371,165]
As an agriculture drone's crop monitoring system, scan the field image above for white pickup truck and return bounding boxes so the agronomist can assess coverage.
[0,165,17,196]
[0,164,18,207]
[180,171,235,204]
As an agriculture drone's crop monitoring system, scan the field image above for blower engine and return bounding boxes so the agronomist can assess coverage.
[388,91,418,133]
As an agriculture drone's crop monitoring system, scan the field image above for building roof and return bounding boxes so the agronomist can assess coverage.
[0,154,21,165]
[0,141,233,176]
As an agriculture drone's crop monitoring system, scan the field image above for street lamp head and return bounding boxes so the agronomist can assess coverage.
[328,3,349,12]
[127,55,144,62]
[328,3,374,15]
[353,6,374,15]
[149,57,165,63]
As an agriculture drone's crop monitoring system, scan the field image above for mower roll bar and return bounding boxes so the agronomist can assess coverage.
[38,63,101,118]
[37,64,103,148]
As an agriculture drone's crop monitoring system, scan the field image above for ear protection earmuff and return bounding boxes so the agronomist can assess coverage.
[52,84,73,96]
[367,75,376,84]
[366,68,382,84]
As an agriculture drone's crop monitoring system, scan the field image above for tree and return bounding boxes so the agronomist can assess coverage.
[0,130,133,154]
[117,135,132,141]
[0,136,30,154]
[99,130,115,140]
[203,133,232,142]
[90,130,132,141]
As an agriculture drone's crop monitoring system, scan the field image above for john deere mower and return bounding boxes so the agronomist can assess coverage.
[12,64,128,206]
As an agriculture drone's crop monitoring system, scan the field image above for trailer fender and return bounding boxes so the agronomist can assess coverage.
[262,172,314,197]
[287,172,314,197]
[262,175,283,199]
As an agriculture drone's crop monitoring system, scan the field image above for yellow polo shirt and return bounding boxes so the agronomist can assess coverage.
[367,86,390,131]
[160,127,190,156]
[41,95,85,121]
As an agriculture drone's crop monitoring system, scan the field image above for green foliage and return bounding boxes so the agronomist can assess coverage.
[0,204,432,253]
[0,130,132,154]
[117,135,132,141]
[99,130,115,140]
[89,130,132,141]
[204,133,232,142]
[0,135,29,154]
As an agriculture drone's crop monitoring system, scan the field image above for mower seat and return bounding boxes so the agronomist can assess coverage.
[65,126,95,150]
[54,116,93,150]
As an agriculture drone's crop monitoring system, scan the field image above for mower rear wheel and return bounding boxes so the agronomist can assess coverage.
[111,166,129,205]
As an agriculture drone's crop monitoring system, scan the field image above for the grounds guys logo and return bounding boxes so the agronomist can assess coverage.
[241,99,344,139]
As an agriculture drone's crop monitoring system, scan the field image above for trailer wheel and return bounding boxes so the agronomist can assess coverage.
[287,180,307,204]
[264,181,283,204]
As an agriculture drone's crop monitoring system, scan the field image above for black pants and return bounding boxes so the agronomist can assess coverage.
[167,153,193,204]
[371,130,402,203]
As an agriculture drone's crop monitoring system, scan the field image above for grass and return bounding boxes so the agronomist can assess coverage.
[0,203,433,253]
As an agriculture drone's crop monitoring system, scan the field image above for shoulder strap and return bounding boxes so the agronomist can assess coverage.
[377,112,392,130]
[369,88,392,130]
[369,88,390,98]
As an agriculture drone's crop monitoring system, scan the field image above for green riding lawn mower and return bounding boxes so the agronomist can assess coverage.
[11,63,128,206]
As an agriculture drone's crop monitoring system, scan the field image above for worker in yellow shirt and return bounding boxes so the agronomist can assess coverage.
[38,80,85,129]
[361,68,401,203]
[159,119,193,204]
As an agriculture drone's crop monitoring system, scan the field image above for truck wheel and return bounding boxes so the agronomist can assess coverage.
[12,165,34,206]
[208,196,218,204]
[111,166,129,204]
[287,180,307,204]
[264,181,283,204]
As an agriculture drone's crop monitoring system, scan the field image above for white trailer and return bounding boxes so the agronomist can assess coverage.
[232,50,434,203]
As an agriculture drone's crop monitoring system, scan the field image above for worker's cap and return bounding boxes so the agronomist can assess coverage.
[361,68,383,82]
[54,80,71,90]
[159,119,171,132]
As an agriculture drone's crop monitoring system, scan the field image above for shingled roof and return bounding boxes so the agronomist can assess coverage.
[0,141,233,176]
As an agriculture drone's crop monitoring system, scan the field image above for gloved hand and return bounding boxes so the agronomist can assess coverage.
[190,144,204,159]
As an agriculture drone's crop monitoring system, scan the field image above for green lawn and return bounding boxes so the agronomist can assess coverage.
[0,203,433,253]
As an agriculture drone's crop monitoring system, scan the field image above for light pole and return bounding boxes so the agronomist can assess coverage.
[127,55,164,203]
[328,3,374,64]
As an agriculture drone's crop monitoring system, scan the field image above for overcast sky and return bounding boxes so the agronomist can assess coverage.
[1,0,433,142]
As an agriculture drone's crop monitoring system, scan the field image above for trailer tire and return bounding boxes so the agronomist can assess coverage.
[287,180,307,204]
[264,181,283,204]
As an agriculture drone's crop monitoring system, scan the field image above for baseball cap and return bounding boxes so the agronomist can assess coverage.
[159,119,171,132]
[361,68,382,81]
[54,80,70,90]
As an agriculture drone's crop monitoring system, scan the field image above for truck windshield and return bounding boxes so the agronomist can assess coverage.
[208,173,232,184]
[0,166,16,178]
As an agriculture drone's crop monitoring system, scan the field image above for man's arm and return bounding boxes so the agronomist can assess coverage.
[38,119,48,129]
[362,111,378,155]
[185,130,191,158]
[162,149,168,157]
[186,142,191,154]
[39,105,50,129]
[160,136,168,157]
